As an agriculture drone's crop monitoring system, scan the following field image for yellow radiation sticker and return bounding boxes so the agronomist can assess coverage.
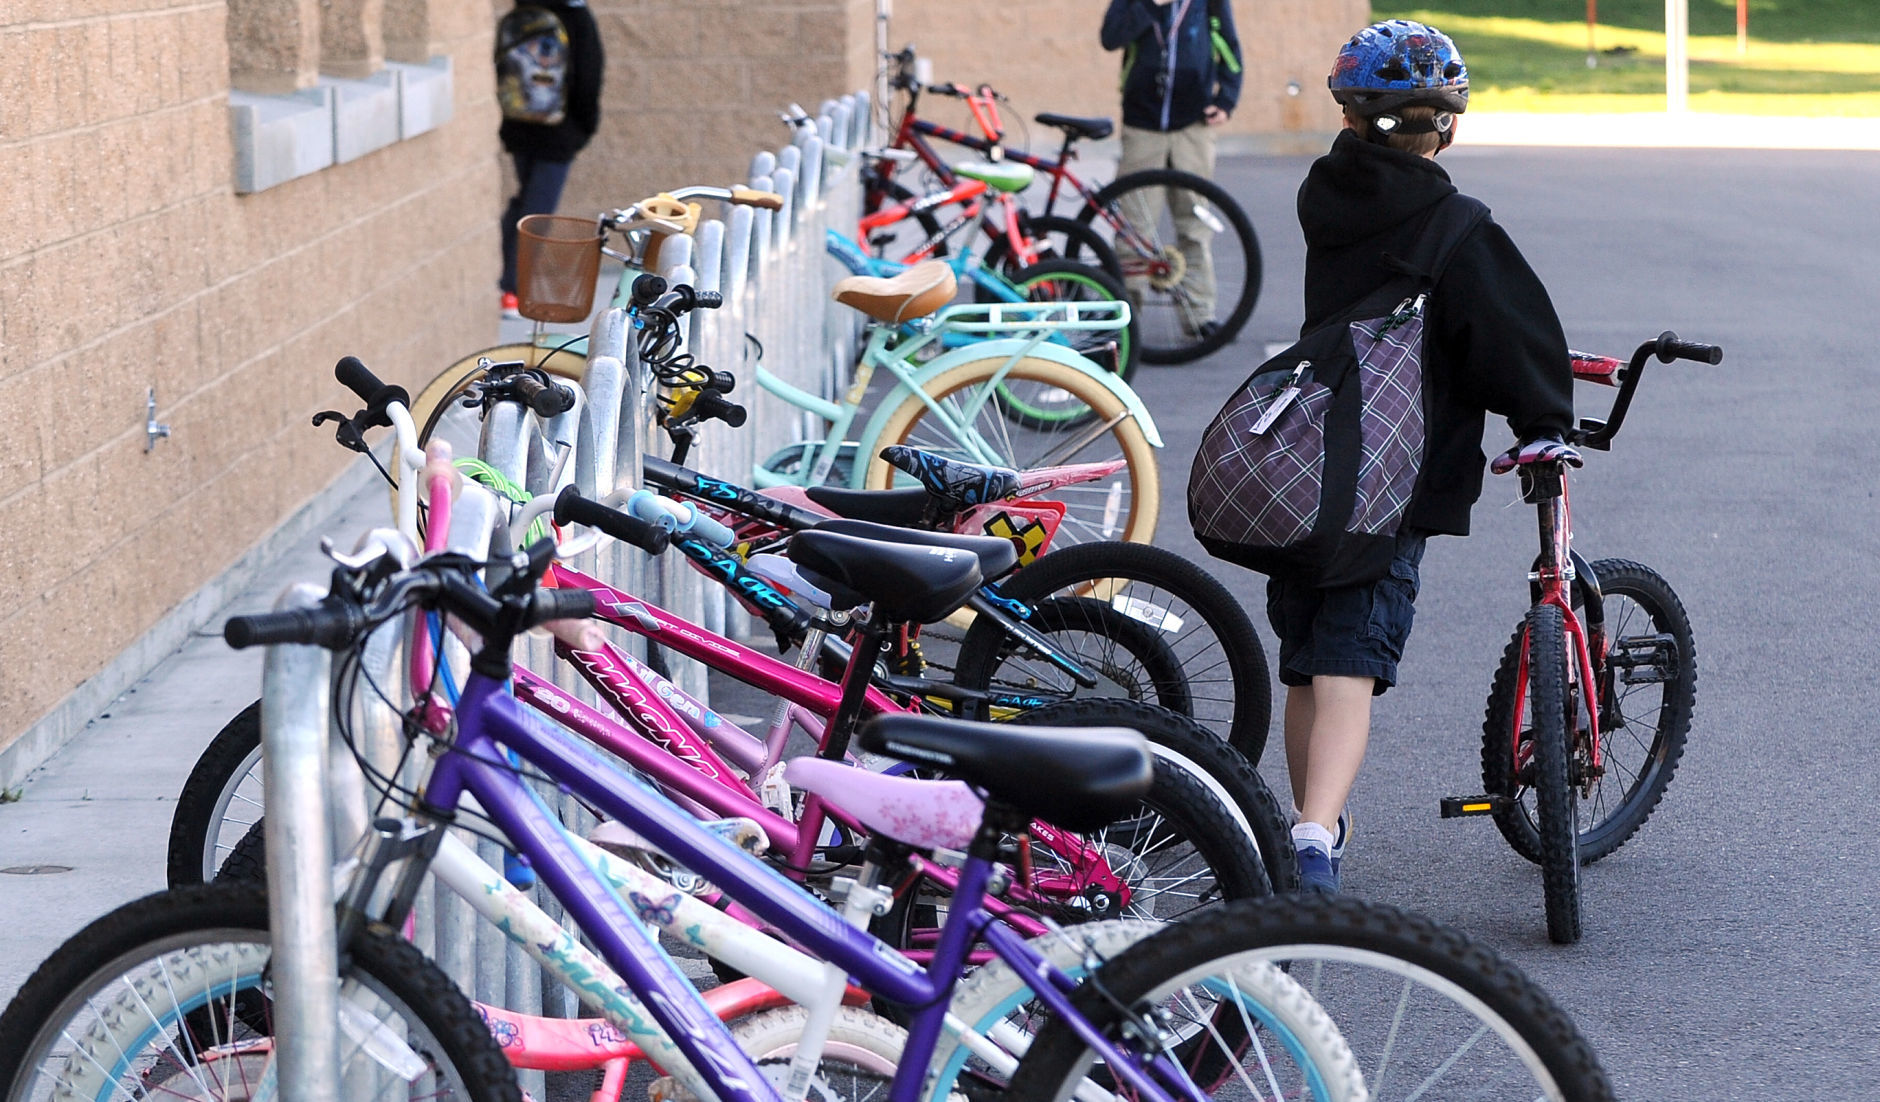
[985,513,1048,565]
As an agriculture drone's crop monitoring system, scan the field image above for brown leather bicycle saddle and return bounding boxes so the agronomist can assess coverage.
[831,260,957,324]
[1035,113,1114,142]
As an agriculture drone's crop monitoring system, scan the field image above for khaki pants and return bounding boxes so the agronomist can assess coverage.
[1116,122,1219,327]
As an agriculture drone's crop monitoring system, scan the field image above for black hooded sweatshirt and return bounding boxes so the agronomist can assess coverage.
[1297,130,1575,537]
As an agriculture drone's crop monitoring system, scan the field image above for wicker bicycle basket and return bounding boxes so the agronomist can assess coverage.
[515,214,604,323]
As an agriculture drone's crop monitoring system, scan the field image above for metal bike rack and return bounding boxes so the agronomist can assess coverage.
[261,581,343,1102]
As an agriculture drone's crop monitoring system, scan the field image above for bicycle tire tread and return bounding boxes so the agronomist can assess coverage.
[1005,895,1614,1102]
[166,699,263,888]
[0,883,521,1102]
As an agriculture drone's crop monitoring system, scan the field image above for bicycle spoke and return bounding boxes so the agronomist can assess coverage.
[1400,1023,1490,1102]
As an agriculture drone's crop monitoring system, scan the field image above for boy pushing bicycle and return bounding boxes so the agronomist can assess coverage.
[1258,22,1577,893]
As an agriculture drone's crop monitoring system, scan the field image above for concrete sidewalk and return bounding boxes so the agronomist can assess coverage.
[0,474,389,1004]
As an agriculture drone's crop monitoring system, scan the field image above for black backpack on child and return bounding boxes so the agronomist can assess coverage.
[1187,194,1488,587]
[495,5,572,125]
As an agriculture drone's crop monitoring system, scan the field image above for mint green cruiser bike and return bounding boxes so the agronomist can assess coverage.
[412,187,1163,545]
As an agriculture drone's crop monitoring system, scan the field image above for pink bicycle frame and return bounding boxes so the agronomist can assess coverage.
[511,562,1122,939]
[477,978,871,1102]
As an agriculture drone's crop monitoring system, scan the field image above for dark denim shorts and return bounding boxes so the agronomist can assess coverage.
[1265,532,1429,695]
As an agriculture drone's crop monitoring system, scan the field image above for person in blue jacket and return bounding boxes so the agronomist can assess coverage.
[1101,0,1242,338]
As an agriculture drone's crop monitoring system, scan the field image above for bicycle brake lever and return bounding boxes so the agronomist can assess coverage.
[312,409,372,454]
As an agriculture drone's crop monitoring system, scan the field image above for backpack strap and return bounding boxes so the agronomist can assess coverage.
[1382,194,1490,288]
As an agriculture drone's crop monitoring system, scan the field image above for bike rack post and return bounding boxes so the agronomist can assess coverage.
[773,164,799,252]
[262,580,343,1102]
[853,91,873,147]
[798,135,825,213]
[576,307,629,501]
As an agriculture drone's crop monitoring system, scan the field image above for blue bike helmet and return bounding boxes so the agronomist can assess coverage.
[1329,20,1469,128]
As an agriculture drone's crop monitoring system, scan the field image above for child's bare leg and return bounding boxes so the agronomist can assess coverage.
[1297,674,1374,831]
[1282,685,1316,813]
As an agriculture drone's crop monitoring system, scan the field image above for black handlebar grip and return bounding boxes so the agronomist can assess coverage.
[1656,332,1724,365]
[695,392,747,428]
[527,587,596,627]
[630,273,667,307]
[224,603,357,650]
[693,290,724,310]
[553,486,672,555]
[335,356,386,401]
[514,374,577,418]
[706,369,736,394]
[334,357,410,428]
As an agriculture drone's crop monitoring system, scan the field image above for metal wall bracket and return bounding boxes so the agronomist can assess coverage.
[145,388,171,452]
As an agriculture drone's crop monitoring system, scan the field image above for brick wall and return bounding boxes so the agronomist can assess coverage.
[558,0,878,217]
[0,0,502,763]
[880,0,1369,153]
[554,0,1366,221]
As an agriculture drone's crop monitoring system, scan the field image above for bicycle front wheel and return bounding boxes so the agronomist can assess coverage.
[1005,895,1614,1102]
[1076,168,1261,365]
[1506,603,1583,945]
[0,884,519,1102]
[409,342,590,471]
[863,356,1160,546]
[1483,560,1695,866]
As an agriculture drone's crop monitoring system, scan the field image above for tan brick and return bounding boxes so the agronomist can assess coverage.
[604,4,697,59]
[0,258,37,383]
[26,132,83,253]
[27,240,112,366]
[33,331,145,474]
[0,30,29,142]
[21,28,61,141]
[0,361,47,487]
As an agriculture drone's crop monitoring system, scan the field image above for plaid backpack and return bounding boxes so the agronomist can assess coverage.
[1187,194,1488,587]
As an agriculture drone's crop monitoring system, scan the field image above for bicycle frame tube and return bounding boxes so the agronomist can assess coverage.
[511,660,797,845]
[1527,476,1605,776]
[550,561,902,717]
[899,112,1090,215]
[426,675,981,1102]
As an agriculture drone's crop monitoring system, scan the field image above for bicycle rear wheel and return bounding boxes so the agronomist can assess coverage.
[167,701,263,887]
[973,257,1139,411]
[980,213,1125,283]
[0,884,519,1102]
[1014,698,1294,895]
[874,738,1267,956]
[863,355,1160,546]
[953,540,1271,762]
[1005,895,1615,1102]
[1074,168,1261,365]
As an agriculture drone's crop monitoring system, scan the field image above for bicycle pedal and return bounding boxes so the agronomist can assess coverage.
[1440,795,1510,819]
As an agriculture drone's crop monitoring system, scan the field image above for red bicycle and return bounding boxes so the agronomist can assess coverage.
[1445,331,1720,944]
[868,46,1261,365]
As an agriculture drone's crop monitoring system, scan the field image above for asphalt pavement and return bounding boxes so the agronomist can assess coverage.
[1173,144,1880,1098]
[1,142,1876,1098]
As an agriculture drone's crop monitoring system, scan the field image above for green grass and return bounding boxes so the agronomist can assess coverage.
[1374,2,1880,113]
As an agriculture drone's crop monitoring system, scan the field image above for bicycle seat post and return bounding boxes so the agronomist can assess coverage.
[819,618,891,762]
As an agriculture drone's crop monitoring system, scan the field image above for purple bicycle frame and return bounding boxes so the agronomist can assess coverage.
[422,670,1185,1102]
